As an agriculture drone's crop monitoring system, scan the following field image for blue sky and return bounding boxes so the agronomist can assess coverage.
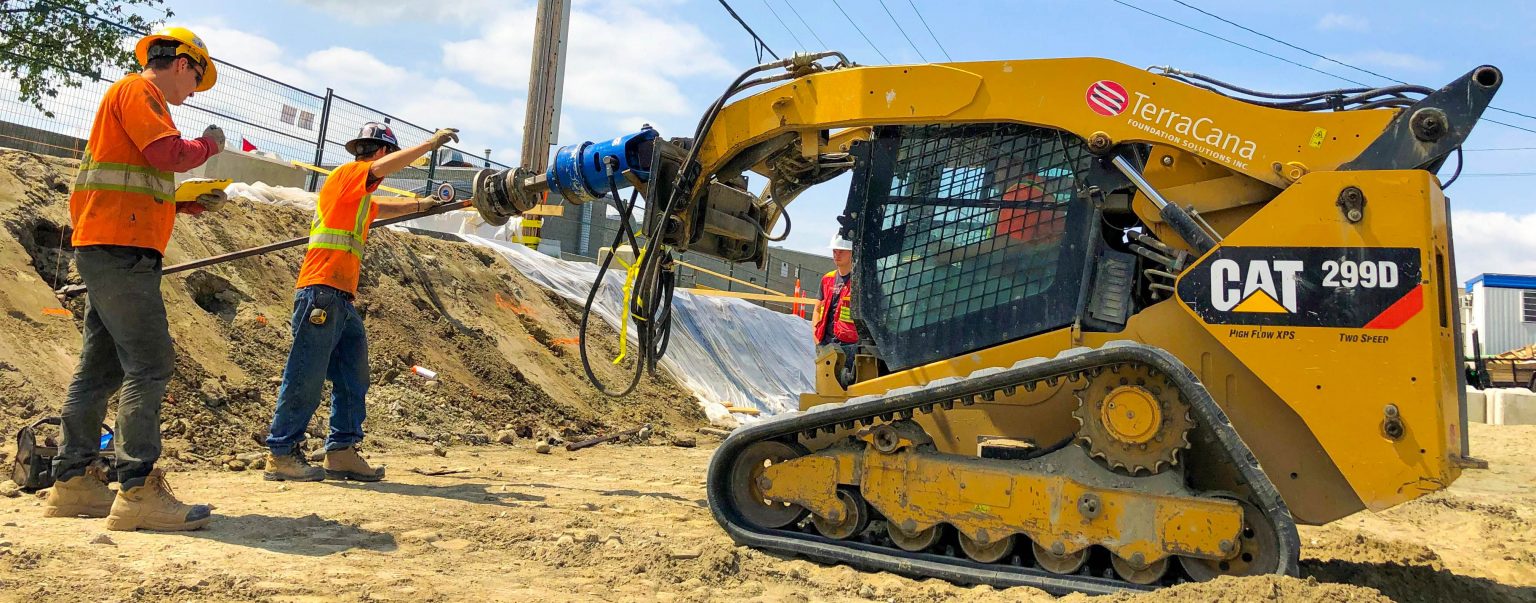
[161,0,1536,279]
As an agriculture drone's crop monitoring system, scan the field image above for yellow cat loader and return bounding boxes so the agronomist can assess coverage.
[468,53,1499,593]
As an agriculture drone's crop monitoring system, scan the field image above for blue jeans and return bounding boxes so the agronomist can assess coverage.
[55,246,175,484]
[266,285,370,456]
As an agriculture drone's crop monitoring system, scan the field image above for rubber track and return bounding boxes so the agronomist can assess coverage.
[705,341,1301,596]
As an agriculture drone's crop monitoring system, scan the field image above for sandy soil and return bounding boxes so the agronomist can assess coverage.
[0,149,704,468]
[0,424,1530,603]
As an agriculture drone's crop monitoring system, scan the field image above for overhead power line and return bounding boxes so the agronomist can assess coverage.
[783,0,830,51]
[1464,147,1536,152]
[715,0,780,61]
[1105,0,1369,86]
[875,0,927,61]
[759,0,806,50]
[905,0,953,61]
[1157,0,1536,135]
[830,0,891,63]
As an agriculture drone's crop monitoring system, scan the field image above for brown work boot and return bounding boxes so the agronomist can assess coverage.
[263,449,324,482]
[105,469,213,532]
[41,461,114,519]
[324,446,385,482]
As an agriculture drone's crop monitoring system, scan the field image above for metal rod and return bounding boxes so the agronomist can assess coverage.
[58,200,472,297]
[1109,155,1218,255]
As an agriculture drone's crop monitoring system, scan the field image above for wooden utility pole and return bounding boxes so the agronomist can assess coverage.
[518,0,572,248]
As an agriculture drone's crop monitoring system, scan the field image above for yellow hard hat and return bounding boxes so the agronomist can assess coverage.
[134,26,217,92]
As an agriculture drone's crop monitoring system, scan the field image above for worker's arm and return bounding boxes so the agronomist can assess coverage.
[143,134,219,172]
[372,196,435,219]
[369,128,459,180]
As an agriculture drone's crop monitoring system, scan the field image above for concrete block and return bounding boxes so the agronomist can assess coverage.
[178,149,307,189]
[1485,388,1536,426]
[1466,388,1487,424]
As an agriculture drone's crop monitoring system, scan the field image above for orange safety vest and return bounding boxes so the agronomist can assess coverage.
[996,176,1066,243]
[69,73,182,253]
[814,270,858,344]
[295,161,380,296]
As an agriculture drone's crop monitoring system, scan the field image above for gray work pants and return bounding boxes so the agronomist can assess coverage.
[52,245,175,484]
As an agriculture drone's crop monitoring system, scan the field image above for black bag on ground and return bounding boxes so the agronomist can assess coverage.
[11,417,116,491]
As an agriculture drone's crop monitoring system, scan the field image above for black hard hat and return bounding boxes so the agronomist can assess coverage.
[345,122,401,156]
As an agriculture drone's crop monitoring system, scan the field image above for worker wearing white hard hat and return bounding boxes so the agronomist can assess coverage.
[812,233,859,385]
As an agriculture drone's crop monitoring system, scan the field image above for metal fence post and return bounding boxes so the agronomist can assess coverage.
[309,88,334,192]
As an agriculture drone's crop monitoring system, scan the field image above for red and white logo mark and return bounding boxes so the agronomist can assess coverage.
[1086,80,1129,116]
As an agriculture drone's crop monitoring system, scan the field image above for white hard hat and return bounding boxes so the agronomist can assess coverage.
[829,233,853,251]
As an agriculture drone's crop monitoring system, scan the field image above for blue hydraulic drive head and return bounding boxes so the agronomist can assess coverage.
[546,125,659,204]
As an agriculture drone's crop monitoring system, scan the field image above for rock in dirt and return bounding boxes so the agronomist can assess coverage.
[431,538,474,552]
[535,443,552,454]
[90,534,116,546]
[494,430,518,445]
[460,433,490,445]
[401,529,442,543]
[555,534,575,547]
[667,549,701,560]
[225,460,246,471]
[0,480,21,498]
[670,436,697,448]
[432,443,448,457]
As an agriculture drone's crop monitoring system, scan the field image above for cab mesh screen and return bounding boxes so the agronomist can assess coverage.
[853,124,1096,371]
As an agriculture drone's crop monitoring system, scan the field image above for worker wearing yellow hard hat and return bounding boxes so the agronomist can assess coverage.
[134,26,218,92]
[43,26,226,533]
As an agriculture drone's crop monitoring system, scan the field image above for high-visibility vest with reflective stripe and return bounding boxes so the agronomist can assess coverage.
[295,161,379,295]
[69,73,182,253]
[814,270,858,344]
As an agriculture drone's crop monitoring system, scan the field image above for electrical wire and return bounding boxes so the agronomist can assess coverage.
[1156,0,1536,134]
[715,0,779,60]
[783,0,830,51]
[875,0,927,61]
[829,0,891,63]
[759,0,806,49]
[1441,146,1464,189]
[904,0,952,61]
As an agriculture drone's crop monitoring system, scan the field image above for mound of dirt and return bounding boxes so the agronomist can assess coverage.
[0,149,704,465]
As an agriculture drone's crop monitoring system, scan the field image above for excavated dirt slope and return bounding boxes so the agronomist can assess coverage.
[0,149,704,467]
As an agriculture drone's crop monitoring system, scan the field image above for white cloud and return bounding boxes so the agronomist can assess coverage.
[305,0,502,25]
[442,2,733,117]
[301,48,410,90]
[1316,13,1369,32]
[1452,210,1536,278]
[1330,50,1441,73]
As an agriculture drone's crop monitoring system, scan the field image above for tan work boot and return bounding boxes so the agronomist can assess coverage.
[105,469,213,532]
[263,449,324,482]
[41,462,114,519]
[324,446,385,482]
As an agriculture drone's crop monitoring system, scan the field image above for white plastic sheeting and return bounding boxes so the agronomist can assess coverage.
[463,235,814,423]
[228,182,816,421]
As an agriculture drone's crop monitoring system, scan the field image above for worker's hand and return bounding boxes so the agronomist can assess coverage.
[428,128,459,150]
[196,189,228,212]
[175,201,206,216]
[202,125,226,153]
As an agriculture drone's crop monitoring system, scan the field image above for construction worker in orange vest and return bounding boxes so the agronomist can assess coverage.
[812,234,859,386]
[43,27,227,532]
[263,122,459,482]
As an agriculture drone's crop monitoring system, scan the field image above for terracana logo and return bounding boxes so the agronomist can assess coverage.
[1085,80,1128,116]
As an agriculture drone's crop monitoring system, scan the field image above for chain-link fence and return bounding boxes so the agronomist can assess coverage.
[0,14,509,197]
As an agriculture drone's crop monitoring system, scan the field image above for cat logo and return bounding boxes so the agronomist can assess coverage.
[1177,246,1423,329]
[1210,259,1303,313]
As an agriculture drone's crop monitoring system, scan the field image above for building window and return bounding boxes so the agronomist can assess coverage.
[1524,290,1536,323]
[297,111,315,130]
[279,104,297,125]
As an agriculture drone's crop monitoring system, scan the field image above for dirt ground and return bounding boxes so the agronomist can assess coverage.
[0,424,1528,602]
[0,149,704,468]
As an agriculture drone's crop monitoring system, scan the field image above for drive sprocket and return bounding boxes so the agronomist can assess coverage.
[1071,363,1194,476]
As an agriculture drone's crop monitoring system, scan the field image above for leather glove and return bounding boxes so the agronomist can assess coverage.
[195,189,228,212]
[428,128,459,150]
[202,125,226,151]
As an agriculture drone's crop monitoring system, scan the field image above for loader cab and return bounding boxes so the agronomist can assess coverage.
[844,123,1138,372]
